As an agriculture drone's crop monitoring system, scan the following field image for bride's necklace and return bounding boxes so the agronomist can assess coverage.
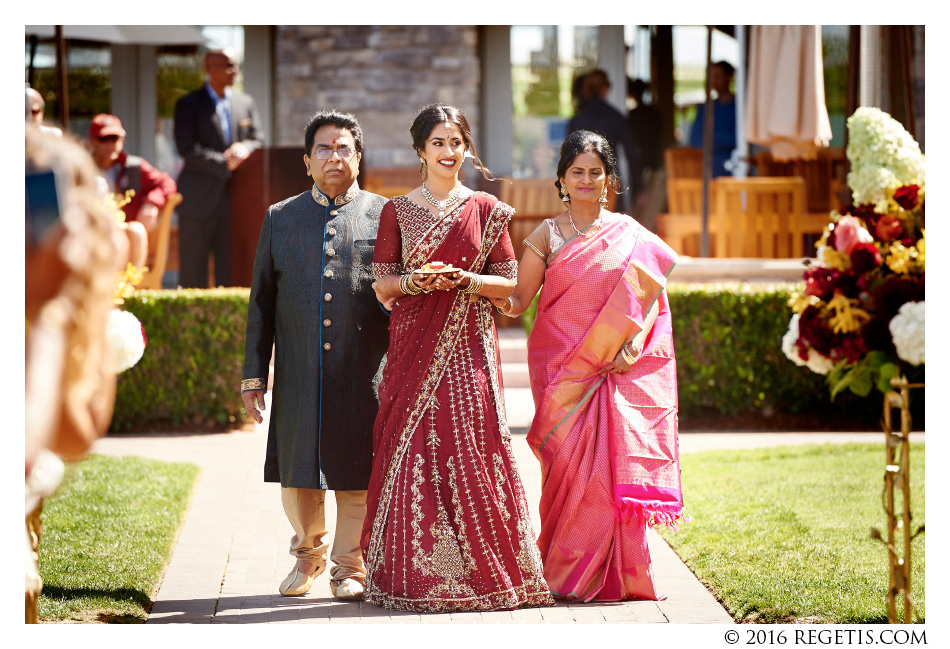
[568,206,603,237]
[422,182,462,219]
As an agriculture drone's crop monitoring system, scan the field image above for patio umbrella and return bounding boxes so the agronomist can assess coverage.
[745,25,832,161]
[25,25,208,130]
[24,25,207,45]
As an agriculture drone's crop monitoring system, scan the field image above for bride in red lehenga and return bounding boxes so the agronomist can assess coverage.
[362,104,554,613]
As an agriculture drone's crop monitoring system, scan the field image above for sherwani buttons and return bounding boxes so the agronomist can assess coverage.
[324,343,331,350]
[324,319,331,326]
[328,227,337,236]
[324,293,332,301]
[324,269,333,278]
[327,248,335,256]
[330,210,338,216]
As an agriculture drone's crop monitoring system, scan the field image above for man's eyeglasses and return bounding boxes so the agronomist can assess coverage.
[313,147,355,160]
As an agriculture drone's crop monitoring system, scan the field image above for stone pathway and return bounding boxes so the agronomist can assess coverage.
[91,327,911,624]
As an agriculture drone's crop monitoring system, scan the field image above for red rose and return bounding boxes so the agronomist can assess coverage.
[850,242,882,275]
[894,185,920,210]
[141,324,148,348]
[874,214,904,242]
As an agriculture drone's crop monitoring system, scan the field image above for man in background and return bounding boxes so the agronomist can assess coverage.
[88,113,177,269]
[174,47,263,287]
[627,78,665,231]
[568,69,642,212]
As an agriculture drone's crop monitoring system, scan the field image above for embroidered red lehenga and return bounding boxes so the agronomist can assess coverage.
[526,213,686,602]
[362,192,553,612]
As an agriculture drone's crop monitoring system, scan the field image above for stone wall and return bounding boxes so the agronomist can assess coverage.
[274,26,481,169]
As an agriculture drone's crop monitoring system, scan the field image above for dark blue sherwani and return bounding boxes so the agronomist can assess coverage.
[243,182,390,490]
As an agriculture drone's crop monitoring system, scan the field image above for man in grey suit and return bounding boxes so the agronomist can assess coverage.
[174,47,263,288]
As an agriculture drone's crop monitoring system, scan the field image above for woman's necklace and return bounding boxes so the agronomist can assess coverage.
[422,182,462,219]
[568,206,603,237]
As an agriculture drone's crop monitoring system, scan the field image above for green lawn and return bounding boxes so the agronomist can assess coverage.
[659,442,924,623]
[37,454,200,623]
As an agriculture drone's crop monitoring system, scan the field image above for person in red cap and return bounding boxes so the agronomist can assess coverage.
[88,113,177,269]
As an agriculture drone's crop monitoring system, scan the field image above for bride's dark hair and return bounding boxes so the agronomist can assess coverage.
[410,104,494,181]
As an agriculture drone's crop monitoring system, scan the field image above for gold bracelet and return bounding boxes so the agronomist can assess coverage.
[242,378,266,392]
[400,274,423,295]
[459,272,483,294]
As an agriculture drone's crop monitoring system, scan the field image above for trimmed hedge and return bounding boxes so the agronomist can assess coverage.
[111,288,251,431]
[522,282,882,422]
[112,284,890,431]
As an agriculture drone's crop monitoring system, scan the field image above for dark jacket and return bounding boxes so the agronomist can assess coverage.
[244,186,390,490]
[569,97,643,196]
[173,85,263,220]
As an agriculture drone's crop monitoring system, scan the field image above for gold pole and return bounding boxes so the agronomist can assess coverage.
[880,377,924,623]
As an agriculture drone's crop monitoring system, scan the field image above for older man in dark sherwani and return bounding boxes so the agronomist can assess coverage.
[241,110,389,600]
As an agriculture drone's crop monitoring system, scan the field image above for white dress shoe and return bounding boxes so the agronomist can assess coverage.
[279,566,322,596]
[329,577,365,600]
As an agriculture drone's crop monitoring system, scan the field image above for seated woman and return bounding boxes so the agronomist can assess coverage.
[362,104,553,613]
[493,130,687,602]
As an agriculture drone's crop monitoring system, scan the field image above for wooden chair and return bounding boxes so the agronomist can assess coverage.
[656,178,721,257]
[664,147,704,180]
[656,147,706,255]
[138,192,182,290]
[754,147,847,214]
[711,177,805,258]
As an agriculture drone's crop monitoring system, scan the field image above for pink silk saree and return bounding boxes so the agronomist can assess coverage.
[362,193,553,613]
[526,213,684,602]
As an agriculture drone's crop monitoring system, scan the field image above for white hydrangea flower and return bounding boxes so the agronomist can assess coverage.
[803,349,835,375]
[782,314,807,366]
[889,301,925,366]
[107,308,146,373]
[783,313,834,375]
[846,107,925,211]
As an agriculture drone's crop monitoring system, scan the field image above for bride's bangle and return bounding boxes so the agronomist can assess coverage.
[459,272,483,295]
[496,297,514,316]
[400,273,423,295]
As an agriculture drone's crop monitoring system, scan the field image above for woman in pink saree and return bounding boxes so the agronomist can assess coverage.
[493,130,686,602]
[361,104,553,613]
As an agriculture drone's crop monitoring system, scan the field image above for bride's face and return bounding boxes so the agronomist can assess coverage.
[419,122,466,182]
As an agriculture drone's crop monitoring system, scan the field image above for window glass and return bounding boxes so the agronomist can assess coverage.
[510,26,598,178]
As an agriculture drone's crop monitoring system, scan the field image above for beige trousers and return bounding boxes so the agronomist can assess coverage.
[280,487,367,583]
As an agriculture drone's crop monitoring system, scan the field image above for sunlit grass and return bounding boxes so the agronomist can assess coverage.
[37,454,199,623]
[659,442,924,623]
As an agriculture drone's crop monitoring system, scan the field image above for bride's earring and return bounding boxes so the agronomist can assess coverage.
[420,158,427,181]
[560,184,570,203]
[599,187,609,205]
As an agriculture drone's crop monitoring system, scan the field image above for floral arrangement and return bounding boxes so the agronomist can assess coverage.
[107,308,148,373]
[783,107,924,398]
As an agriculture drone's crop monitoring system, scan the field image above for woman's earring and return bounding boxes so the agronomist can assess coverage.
[420,158,427,181]
[560,184,570,203]
[599,187,609,205]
